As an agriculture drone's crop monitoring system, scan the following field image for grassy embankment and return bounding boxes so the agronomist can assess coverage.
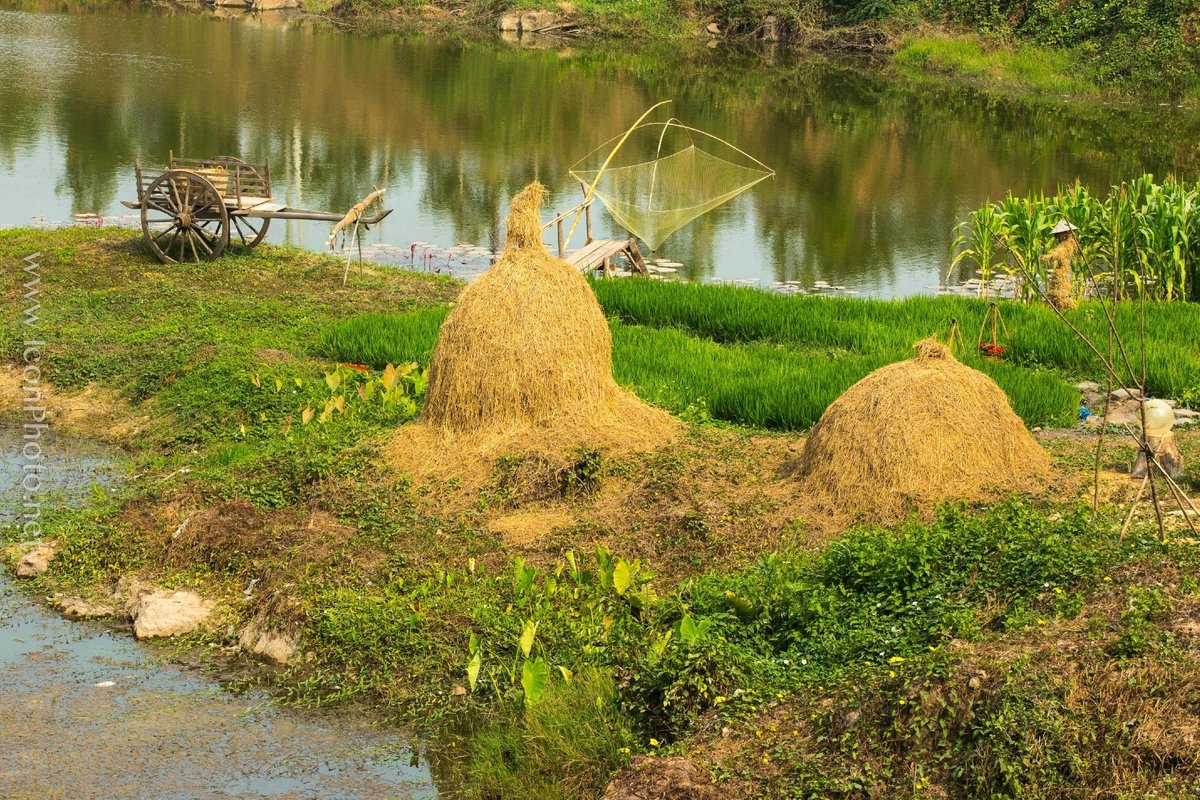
[3,227,1200,798]
[318,0,1200,97]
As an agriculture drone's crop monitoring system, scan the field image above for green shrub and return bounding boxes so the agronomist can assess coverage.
[466,669,636,800]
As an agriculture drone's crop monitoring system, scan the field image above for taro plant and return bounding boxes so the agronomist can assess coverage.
[248,361,425,434]
[465,547,652,706]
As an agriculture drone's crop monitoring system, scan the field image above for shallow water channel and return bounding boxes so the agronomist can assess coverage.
[0,424,439,799]
[2,1,1199,294]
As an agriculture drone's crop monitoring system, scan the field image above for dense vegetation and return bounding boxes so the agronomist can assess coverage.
[956,175,1200,304]
[4,228,1200,799]
[329,0,1200,95]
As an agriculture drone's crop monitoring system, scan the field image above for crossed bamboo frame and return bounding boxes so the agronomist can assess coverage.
[988,221,1198,542]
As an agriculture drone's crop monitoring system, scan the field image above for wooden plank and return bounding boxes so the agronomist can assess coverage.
[230,200,285,213]
[565,239,629,272]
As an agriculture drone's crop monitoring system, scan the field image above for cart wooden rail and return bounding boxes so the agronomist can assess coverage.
[122,153,392,264]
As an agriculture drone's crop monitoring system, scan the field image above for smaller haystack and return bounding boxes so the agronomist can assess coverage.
[793,339,1050,520]
[388,182,678,482]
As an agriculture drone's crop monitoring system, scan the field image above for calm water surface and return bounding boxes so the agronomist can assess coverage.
[2,1,1200,294]
[0,425,440,798]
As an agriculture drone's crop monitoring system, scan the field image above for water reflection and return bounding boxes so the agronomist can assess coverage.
[1,0,1198,294]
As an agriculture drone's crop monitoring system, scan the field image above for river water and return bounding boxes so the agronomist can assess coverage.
[0,425,440,799]
[1,2,1199,294]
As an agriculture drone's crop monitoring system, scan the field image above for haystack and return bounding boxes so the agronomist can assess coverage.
[388,182,678,481]
[793,339,1050,521]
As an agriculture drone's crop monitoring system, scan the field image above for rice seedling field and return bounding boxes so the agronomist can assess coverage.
[317,276,1200,429]
[592,279,1200,402]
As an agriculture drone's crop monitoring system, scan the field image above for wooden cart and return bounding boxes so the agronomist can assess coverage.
[122,153,392,264]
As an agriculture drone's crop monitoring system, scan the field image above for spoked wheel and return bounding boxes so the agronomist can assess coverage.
[229,213,270,249]
[211,156,270,249]
[140,170,229,264]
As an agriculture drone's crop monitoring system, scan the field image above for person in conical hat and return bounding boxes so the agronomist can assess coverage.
[1043,219,1080,311]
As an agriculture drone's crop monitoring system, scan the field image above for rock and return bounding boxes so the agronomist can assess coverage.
[705,21,721,34]
[498,11,520,31]
[212,0,249,6]
[761,14,781,42]
[119,576,155,617]
[1174,408,1197,419]
[238,619,298,664]
[1106,402,1142,427]
[131,590,213,639]
[1076,380,1100,392]
[1111,387,1143,401]
[55,597,115,620]
[452,685,468,697]
[15,542,56,578]
[519,9,559,32]
[602,756,723,800]
[253,0,298,9]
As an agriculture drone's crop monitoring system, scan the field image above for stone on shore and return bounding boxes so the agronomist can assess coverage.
[238,618,298,664]
[15,542,57,578]
[131,589,213,639]
[55,596,116,620]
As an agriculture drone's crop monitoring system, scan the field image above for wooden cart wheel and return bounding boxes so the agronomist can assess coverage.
[212,156,270,249]
[229,213,271,249]
[140,170,229,264]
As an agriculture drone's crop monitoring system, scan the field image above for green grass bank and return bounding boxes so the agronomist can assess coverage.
[322,0,1200,97]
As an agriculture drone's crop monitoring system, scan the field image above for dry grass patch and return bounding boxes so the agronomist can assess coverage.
[793,339,1051,522]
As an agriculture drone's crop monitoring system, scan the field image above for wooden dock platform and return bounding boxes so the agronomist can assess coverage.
[565,238,649,276]
[542,201,649,277]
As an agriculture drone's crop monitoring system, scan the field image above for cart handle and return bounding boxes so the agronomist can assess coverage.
[328,188,387,249]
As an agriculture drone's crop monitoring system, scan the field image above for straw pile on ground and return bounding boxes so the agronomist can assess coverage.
[792,339,1050,521]
[388,182,678,483]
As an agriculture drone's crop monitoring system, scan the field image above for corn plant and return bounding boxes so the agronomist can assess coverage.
[956,175,1200,303]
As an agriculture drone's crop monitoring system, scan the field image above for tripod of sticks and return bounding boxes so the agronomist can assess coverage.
[990,228,1198,543]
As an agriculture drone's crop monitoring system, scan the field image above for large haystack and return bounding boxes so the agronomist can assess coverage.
[388,182,678,481]
[793,339,1050,521]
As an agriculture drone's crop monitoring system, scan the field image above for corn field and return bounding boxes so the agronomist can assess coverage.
[952,175,1200,303]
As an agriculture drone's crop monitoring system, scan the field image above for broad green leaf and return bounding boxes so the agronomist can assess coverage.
[613,559,633,595]
[519,620,537,658]
[466,651,481,692]
[324,371,340,391]
[680,615,698,645]
[521,657,548,706]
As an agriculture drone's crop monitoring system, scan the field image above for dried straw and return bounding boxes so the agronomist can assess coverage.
[388,182,678,482]
[793,338,1051,521]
